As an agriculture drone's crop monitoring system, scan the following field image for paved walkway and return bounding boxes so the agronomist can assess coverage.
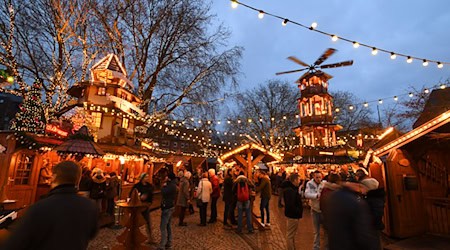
[89,196,323,249]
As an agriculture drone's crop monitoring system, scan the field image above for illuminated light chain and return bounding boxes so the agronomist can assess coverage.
[229,0,450,68]
[334,83,449,112]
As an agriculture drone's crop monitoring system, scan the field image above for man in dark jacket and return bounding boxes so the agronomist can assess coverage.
[2,161,98,250]
[283,173,303,250]
[326,186,378,250]
[157,172,177,250]
[222,168,235,228]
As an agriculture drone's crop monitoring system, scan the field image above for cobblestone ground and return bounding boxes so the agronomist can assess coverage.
[89,196,323,250]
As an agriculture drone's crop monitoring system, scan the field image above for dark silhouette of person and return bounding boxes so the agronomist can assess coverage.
[1,161,98,250]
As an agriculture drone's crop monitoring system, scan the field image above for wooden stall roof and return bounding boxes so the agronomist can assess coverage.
[99,144,150,156]
[218,143,282,164]
[55,139,105,156]
[374,109,450,157]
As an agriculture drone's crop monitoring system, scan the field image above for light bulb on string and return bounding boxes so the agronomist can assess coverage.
[348,105,354,110]
[406,56,413,63]
[363,102,369,107]
[378,99,383,104]
[282,19,288,26]
[371,47,378,55]
[331,35,338,42]
[335,108,340,113]
[424,88,429,94]
[422,60,428,67]
[409,92,414,97]
[231,0,238,9]
[390,52,397,60]
[440,84,446,89]
[353,42,360,48]
[437,62,443,69]
[394,96,398,101]
[258,10,264,19]
[310,22,318,30]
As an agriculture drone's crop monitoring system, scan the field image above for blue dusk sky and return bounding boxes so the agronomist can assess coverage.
[211,0,450,105]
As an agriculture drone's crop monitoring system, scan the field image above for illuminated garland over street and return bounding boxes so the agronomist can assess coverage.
[230,0,449,68]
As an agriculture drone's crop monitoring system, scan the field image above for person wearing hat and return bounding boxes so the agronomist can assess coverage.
[90,168,107,213]
[158,172,177,250]
[130,172,155,244]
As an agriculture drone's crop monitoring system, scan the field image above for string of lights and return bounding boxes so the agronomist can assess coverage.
[151,81,447,125]
[230,0,449,68]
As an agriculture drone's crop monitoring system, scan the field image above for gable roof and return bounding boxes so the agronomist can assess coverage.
[91,54,127,76]
[413,88,450,128]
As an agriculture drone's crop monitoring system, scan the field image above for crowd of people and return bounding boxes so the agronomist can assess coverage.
[1,160,386,250]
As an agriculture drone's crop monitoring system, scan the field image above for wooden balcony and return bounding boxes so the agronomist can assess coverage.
[301,115,333,125]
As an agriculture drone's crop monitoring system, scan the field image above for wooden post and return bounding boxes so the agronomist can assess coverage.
[247,149,252,180]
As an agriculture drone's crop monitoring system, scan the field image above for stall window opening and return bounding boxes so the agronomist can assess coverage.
[122,118,129,129]
[92,112,102,128]
[97,87,106,96]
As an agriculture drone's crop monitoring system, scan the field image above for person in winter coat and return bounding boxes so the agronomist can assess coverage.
[356,169,385,250]
[222,168,236,228]
[78,167,92,198]
[197,172,212,226]
[157,172,178,250]
[177,171,191,226]
[256,171,272,227]
[90,168,107,213]
[130,173,154,244]
[2,161,98,250]
[320,173,341,231]
[232,172,254,234]
[208,169,221,223]
[304,170,324,250]
[105,172,120,216]
[325,184,378,250]
[283,173,304,250]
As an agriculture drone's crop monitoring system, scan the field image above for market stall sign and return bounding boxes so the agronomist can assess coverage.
[45,124,68,137]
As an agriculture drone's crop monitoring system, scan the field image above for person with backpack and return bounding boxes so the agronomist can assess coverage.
[232,171,254,234]
[196,172,212,226]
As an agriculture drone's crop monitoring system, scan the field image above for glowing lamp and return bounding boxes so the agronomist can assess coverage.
[406,56,413,63]
[119,156,125,165]
[390,52,397,60]
[437,62,443,68]
[353,42,360,48]
[331,35,338,42]
[258,11,264,19]
[371,47,378,55]
[231,0,238,8]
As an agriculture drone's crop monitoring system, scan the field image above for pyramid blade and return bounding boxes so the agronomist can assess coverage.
[287,56,309,67]
[313,48,337,66]
[275,68,307,75]
[320,60,354,69]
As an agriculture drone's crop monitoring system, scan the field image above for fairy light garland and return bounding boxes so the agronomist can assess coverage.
[229,0,449,68]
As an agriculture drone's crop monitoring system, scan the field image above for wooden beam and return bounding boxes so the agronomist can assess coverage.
[247,149,253,179]
[233,154,248,168]
[251,154,265,168]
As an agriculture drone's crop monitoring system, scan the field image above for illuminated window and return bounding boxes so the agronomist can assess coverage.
[91,112,102,128]
[13,154,35,185]
[122,118,129,129]
[97,87,106,96]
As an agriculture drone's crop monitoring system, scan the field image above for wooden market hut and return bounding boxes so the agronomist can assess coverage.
[0,132,63,214]
[368,88,450,238]
[218,143,282,179]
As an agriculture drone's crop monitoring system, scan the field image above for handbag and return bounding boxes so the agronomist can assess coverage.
[196,180,203,207]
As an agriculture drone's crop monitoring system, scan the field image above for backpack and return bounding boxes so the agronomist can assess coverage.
[237,181,249,202]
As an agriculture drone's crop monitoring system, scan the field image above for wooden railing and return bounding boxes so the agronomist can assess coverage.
[424,197,450,236]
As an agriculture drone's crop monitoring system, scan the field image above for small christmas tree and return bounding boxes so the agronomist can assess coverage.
[11,79,46,134]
